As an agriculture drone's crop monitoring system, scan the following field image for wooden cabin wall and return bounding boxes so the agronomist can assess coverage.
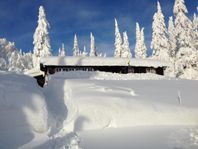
[42,65,165,76]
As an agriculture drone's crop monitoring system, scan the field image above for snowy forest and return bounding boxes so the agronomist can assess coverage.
[0,0,197,79]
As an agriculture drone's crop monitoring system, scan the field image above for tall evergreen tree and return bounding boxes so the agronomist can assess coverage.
[73,34,80,56]
[135,23,147,58]
[58,43,66,56]
[193,13,198,51]
[8,50,24,72]
[174,0,197,79]
[82,46,88,57]
[90,32,97,57]
[122,32,132,58]
[0,38,16,70]
[140,28,147,59]
[151,1,169,61]
[165,16,178,77]
[168,16,177,58]
[33,6,51,69]
[114,18,122,57]
[135,22,141,58]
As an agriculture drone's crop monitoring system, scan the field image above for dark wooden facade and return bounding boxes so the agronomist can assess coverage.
[40,64,165,76]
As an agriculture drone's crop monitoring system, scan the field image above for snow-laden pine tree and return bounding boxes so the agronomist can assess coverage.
[122,32,132,58]
[168,17,177,58]
[82,46,88,57]
[135,23,147,59]
[58,43,66,56]
[193,14,198,30]
[174,0,198,79]
[8,50,24,72]
[114,18,122,57]
[0,38,33,71]
[22,51,33,71]
[0,38,16,70]
[140,28,147,59]
[193,12,198,51]
[90,33,97,57]
[0,58,6,70]
[151,1,170,61]
[33,6,51,69]
[135,22,141,58]
[165,16,177,77]
[73,34,80,56]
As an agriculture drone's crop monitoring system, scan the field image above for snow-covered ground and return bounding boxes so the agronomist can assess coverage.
[0,71,48,149]
[0,71,198,149]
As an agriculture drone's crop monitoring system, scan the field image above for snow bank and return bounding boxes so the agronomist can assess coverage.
[45,78,198,132]
[0,71,48,149]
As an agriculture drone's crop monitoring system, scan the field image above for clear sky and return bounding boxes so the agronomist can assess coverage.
[0,0,197,56]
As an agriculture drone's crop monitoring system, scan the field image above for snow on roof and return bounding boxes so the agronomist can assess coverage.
[41,56,169,68]
[24,68,44,77]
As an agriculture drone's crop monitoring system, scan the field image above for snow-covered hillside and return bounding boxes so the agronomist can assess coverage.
[1,71,198,149]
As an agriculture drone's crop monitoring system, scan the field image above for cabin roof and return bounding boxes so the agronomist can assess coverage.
[24,68,44,77]
[41,56,169,68]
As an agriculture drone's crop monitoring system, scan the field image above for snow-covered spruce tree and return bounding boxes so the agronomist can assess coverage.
[0,38,16,70]
[151,1,170,61]
[97,53,103,57]
[165,16,178,77]
[194,8,198,78]
[0,38,33,72]
[33,6,51,69]
[8,50,24,72]
[0,58,6,70]
[174,0,198,79]
[114,18,122,57]
[168,17,177,58]
[122,32,131,58]
[73,34,80,56]
[58,43,66,56]
[22,51,33,71]
[90,32,97,57]
[82,46,88,57]
[140,28,147,58]
[135,22,141,58]
[193,14,198,30]
[135,23,147,59]
[193,12,198,51]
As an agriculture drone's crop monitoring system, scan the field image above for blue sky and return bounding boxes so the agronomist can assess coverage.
[0,0,197,56]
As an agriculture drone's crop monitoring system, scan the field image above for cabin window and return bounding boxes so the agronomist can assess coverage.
[146,68,156,74]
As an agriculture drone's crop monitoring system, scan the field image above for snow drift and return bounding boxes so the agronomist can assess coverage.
[0,71,48,149]
[47,73,198,133]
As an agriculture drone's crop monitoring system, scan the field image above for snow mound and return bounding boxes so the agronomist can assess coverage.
[50,71,170,80]
[0,71,48,149]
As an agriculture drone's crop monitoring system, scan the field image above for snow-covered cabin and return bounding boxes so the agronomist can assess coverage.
[40,56,169,76]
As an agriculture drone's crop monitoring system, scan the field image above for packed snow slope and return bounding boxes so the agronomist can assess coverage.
[0,71,48,149]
